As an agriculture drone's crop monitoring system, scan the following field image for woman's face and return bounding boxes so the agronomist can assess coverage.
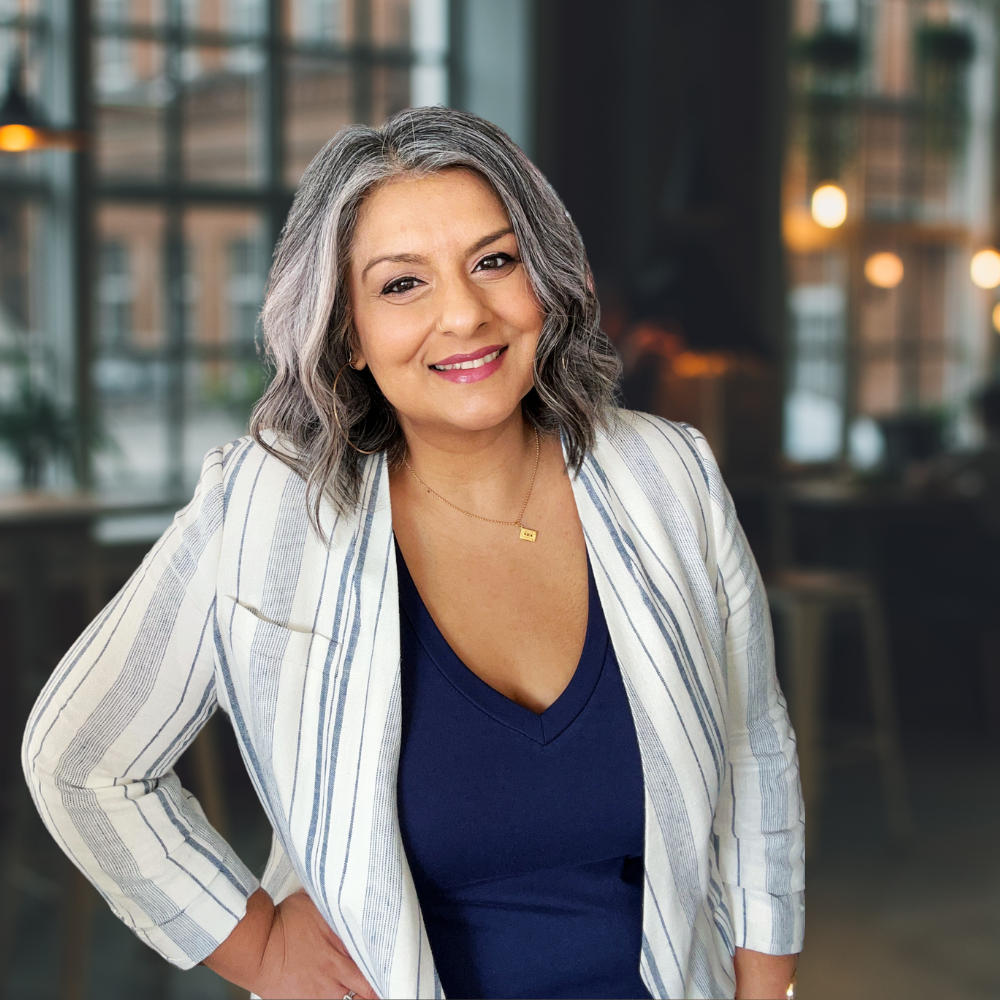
[348,168,543,441]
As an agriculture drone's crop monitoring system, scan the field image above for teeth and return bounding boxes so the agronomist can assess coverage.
[432,348,502,371]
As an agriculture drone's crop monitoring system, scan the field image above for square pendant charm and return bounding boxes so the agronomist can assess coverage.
[518,527,538,542]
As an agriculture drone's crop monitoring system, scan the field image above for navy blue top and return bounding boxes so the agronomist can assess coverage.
[395,544,652,1000]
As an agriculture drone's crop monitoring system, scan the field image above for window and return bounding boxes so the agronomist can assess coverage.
[291,0,346,42]
[784,0,997,464]
[0,0,77,491]
[98,240,132,350]
[786,282,846,462]
[228,235,264,345]
[0,0,448,498]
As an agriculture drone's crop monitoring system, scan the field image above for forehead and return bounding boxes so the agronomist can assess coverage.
[352,168,511,255]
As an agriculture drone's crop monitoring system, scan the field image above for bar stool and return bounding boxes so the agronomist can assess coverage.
[767,567,913,854]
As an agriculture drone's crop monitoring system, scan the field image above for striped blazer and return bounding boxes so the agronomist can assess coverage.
[23,411,804,1000]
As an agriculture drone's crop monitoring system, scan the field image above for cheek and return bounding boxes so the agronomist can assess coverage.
[516,303,544,339]
[355,305,428,370]
[512,277,545,339]
[511,302,545,367]
[489,277,543,343]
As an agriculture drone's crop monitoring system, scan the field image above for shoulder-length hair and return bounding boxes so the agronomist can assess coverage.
[251,106,620,527]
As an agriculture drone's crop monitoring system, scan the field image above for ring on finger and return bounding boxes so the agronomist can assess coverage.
[342,992,357,1000]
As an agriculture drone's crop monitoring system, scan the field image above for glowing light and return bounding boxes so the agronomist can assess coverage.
[972,248,1000,289]
[0,124,38,151]
[783,205,833,253]
[864,252,904,289]
[811,184,848,228]
[672,352,732,378]
[992,302,1000,332]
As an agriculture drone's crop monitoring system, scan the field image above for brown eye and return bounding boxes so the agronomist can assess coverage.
[382,276,422,295]
[475,252,517,271]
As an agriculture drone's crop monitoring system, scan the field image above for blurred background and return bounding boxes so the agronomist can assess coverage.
[0,0,998,996]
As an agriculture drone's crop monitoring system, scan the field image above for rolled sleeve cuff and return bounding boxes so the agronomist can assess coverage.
[726,885,805,955]
[138,865,260,970]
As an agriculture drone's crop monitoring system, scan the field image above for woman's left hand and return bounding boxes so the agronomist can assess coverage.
[203,888,379,1000]
[249,890,379,1000]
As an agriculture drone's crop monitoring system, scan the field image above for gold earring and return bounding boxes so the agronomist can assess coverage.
[332,357,382,455]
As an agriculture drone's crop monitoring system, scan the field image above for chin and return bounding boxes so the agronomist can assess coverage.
[432,397,526,435]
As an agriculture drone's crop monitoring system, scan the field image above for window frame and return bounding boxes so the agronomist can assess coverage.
[0,0,442,497]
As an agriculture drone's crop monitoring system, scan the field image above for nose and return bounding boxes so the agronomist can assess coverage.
[436,271,493,339]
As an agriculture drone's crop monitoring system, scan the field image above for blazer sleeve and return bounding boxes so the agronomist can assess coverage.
[21,446,259,969]
[692,431,806,956]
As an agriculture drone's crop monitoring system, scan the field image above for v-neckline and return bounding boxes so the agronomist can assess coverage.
[394,541,609,746]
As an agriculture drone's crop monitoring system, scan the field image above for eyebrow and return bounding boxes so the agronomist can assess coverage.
[360,226,516,279]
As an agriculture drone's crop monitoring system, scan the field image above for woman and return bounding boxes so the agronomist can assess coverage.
[23,108,803,999]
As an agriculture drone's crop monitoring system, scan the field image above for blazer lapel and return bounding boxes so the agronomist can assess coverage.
[280,453,439,999]
[569,430,730,998]
[293,428,731,999]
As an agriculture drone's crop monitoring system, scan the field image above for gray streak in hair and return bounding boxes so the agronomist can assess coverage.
[251,106,621,532]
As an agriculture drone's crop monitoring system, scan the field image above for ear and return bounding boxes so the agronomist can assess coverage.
[347,331,367,371]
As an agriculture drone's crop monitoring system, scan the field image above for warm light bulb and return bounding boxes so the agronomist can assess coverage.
[992,301,1000,332]
[971,248,1000,289]
[864,252,904,289]
[811,184,848,228]
[0,124,39,152]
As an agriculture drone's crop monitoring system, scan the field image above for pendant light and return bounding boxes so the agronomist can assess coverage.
[0,57,83,152]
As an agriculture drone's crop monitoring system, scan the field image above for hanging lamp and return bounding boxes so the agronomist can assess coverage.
[0,57,83,152]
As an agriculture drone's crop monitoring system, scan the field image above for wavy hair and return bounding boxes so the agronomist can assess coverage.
[250,106,620,528]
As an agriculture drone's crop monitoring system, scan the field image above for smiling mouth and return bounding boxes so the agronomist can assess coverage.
[430,346,506,371]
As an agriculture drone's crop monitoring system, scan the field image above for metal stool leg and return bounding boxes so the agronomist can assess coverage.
[785,597,828,857]
[858,587,913,844]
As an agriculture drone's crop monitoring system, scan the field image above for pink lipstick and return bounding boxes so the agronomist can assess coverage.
[429,344,507,384]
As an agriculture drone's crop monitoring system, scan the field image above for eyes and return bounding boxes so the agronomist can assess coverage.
[379,252,519,297]
[476,251,518,272]
[381,276,422,296]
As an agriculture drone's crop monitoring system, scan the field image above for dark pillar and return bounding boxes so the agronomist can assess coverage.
[534,0,790,357]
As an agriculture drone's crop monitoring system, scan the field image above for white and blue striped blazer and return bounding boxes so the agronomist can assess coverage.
[23,411,804,1000]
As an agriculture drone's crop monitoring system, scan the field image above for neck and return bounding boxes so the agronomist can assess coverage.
[396,410,539,508]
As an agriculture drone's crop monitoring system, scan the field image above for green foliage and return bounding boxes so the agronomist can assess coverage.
[793,29,861,74]
[916,23,975,154]
[916,24,975,66]
[792,29,862,185]
[200,359,272,417]
[0,372,79,489]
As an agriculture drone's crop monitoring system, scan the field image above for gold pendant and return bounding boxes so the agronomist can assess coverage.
[518,526,538,542]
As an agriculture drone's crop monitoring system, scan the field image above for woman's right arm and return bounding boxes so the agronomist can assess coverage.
[23,442,379,996]
[22,446,257,969]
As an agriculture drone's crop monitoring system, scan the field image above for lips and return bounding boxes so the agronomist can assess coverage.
[429,344,508,384]
[429,344,507,370]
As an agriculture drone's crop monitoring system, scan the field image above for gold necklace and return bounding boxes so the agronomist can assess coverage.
[403,427,541,542]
